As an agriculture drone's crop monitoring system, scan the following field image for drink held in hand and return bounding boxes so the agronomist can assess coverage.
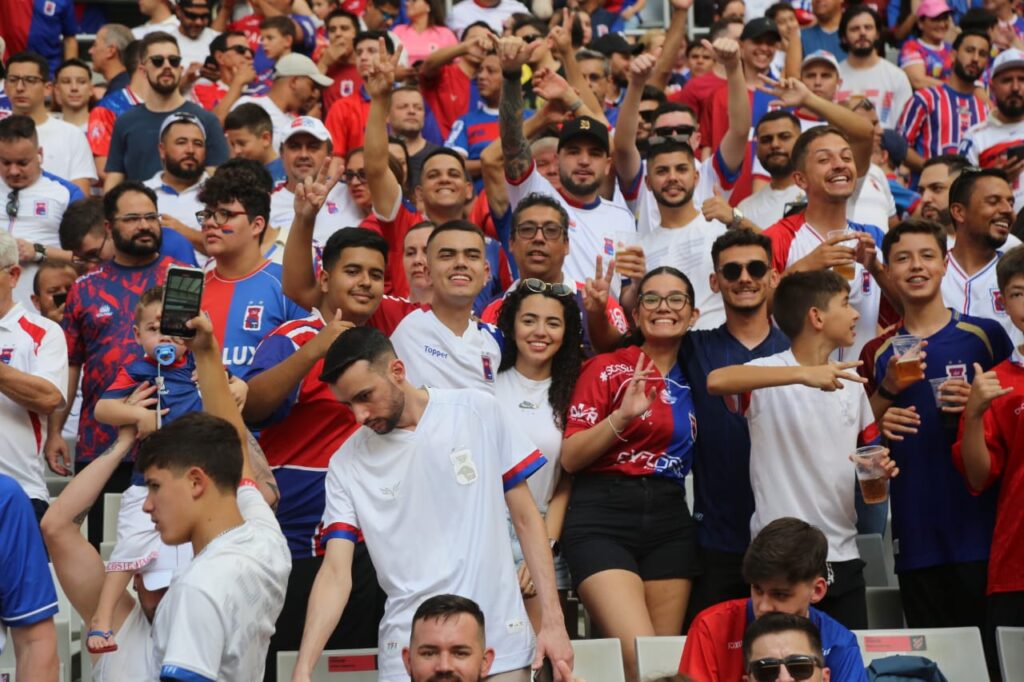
[895,356,923,382]
[853,445,890,504]
[891,334,924,383]
[826,229,858,280]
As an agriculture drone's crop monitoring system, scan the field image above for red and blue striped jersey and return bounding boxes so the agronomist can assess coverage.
[1,0,78,76]
[564,345,696,483]
[898,84,988,159]
[899,39,953,80]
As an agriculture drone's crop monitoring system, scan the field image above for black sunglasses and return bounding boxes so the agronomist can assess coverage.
[342,169,367,183]
[639,109,658,123]
[719,260,769,281]
[523,278,573,297]
[148,55,183,68]
[5,190,18,220]
[748,655,823,682]
[227,45,254,56]
[653,124,695,138]
[180,8,211,20]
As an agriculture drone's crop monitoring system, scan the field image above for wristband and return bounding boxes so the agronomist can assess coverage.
[607,415,629,442]
[876,384,899,401]
[239,478,258,489]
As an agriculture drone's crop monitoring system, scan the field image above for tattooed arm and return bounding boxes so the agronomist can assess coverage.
[495,35,534,183]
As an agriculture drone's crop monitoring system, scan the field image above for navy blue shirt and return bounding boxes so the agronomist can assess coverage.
[681,324,790,554]
[801,26,846,60]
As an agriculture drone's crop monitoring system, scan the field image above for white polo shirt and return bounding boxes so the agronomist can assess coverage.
[0,303,68,501]
[741,350,876,562]
[507,163,635,295]
[639,213,727,330]
[230,95,295,151]
[320,388,542,681]
[144,171,207,266]
[153,485,290,681]
[269,181,364,244]
[737,184,804,230]
[390,309,502,392]
[942,250,1024,346]
[37,116,98,184]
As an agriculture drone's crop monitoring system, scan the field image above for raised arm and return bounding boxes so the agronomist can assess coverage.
[420,33,487,80]
[281,157,344,309]
[706,361,867,395]
[613,52,656,191]
[365,40,405,219]
[959,362,1013,491]
[497,35,535,183]
[715,36,751,173]
[650,0,693,91]
[547,11,608,127]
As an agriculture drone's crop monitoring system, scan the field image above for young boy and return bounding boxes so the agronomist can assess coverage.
[224,103,286,184]
[955,244,1024,660]
[260,16,297,68]
[707,270,898,629]
[860,220,1011,632]
[679,518,867,682]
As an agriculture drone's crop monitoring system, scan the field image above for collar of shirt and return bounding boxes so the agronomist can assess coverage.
[0,302,26,330]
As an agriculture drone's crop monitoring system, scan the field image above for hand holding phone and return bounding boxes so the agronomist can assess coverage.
[161,266,205,338]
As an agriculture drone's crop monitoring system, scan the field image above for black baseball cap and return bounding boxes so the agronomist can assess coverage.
[741,17,781,41]
[558,116,610,153]
[589,33,642,57]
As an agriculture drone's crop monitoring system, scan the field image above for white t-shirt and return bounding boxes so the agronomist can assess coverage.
[230,95,295,151]
[144,171,207,264]
[630,154,735,238]
[639,213,726,330]
[0,303,67,501]
[960,115,1024,212]
[93,601,156,682]
[494,368,562,510]
[175,27,219,69]
[741,350,875,562]
[507,163,635,295]
[390,309,502,392]
[446,0,531,36]
[837,59,914,130]
[37,116,97,183]
[152,485,290,681]
[132,15,181,39]
[847,165,896,232]
[737,184,804,230]
[320,388,540,681]
[269,182,364,244]
[942,250,1024,346]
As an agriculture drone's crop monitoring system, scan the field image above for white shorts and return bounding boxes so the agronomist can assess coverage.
[106,484,163,572]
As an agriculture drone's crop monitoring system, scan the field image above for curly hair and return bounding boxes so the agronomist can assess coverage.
[496,287,584,431]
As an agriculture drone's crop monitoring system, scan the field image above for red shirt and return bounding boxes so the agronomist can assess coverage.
[671,72,726,128]
[325,88,372,159]
[953,352,1024,594]
[321,62,363,115]
[421,62,472,139]
[360,202,422,297]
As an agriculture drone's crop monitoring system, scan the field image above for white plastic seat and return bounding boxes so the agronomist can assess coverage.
[635,636,686,681]
[572,638,626,682]
[854,626,988,682]
[997,626,1024,682]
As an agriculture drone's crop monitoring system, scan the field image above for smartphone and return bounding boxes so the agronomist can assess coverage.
[52,292,68,307]
[532,658,553,682]
[160,266,205,338]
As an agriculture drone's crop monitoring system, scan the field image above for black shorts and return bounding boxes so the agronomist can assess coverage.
[562,475,701,588]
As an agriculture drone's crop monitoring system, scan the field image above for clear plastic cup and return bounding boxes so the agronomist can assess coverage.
[852,445,889,504]
[930,377,965,430]
[891,335,924,383]
[826,229,858,279]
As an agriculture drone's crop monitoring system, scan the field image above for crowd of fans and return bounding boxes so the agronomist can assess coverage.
[2,0,1024,679]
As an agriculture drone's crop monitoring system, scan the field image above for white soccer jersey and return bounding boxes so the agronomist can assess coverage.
[144,171,207,265]
[269,181,364,244]
[741,350,876,562]
[37,116,97,183]
[942,250,1024,346]
[629,152,737,238]
[837,60,914,130]
[152,485,290,682]
[0,303,68,501]
[847,165,896,232]
[320,388,542,681]
[494,368,562,510]
[507,163,635,294]
[778,221,883,362]
[446,0,530,35]
[639,213,727,330]
[390,309,502,392]
[132,15,180,39]
[230,95,295,151]
[176,27,219,69]
[93,601,157,682]
[737,184,804,230]
[960,115,1024,211]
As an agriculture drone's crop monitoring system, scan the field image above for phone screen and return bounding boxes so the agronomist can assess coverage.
[161,267,205,338]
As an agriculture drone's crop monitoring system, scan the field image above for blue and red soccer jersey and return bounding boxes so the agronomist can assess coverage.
[898,84,987,160]
[899,39,953,80]
[202,260,307,379]
[62,256,179,462]
[859,311,1012,573]
[87,86,143,158]
[564,345,696,483]
[2,0,78,76]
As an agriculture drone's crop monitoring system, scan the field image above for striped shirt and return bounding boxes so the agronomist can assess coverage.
[899,84,988,159]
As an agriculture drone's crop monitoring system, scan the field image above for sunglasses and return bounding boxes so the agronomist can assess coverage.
[653,124,695,138]
[180,8,211,20]
[523,278,573,297]
[719,260,769,281]
[851,97,875,112]
[6,190,18,220]
[343,169,367,183]
[748,655,823,682]
[639,110,658,123]
[227,45,254,56]
[148,55,183,68]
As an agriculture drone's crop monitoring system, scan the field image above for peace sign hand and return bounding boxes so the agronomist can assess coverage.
[615,353,659,421]
[583,255,614,314]
[364,38,404,99]
[295,157,343,221]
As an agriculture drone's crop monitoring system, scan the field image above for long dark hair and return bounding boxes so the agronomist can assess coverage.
[497,287,584,430]
[621,266,695,348]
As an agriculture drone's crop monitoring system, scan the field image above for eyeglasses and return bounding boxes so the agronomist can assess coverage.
[514,221,565,241]
[147,55,183,68]
[196,208,248,225]
[114,213,161,227]
[227,45,254,56]
[180,8,212,21]
[71,232,109,266]
[719,260,770,281]
[639,292,691,310]
[6,190,19,220]
[342,169,367,183]
[522,278,573,297]
[747,655,823,682]
[5,75,45,87]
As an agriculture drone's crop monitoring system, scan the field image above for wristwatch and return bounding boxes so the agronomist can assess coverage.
[727,208,744,231]
[549,538,560,557]
[32,243,46,263]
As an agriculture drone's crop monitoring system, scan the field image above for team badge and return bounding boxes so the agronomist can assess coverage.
[243,304,264,331]
[862,270,871,294]
[340,80,354,98]
[945,363,967,380]
[450,448,478,485]
[44,0,56,15]
[481,354,494,382]
[992,289,1007,315]
[327,201,338,214]
[604,237,615,256]
[0,348,13,365]
[34,201,47,216]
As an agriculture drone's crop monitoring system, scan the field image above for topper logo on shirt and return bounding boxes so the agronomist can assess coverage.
[243,304,264,331]
[481,355,494,382]
[0,348,13,365]
[992,289,1007,315]
[34,201,47,217]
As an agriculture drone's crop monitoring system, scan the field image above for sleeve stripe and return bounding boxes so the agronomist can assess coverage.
[160,665,217,681]
[320,522,360,544]
[502,449,546,491]
[859,422,881,446]
[1,601,59,624]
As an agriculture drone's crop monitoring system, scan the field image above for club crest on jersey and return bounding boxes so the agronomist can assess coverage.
[861,270,871,294]
[340,80,354,97]
[992,289,1007,315]
[570,402,599,425]
[0,347,13,365]
[44,0,56,15]
[660,387,677,405]
[481,354,494,382]
[946,363,967,380]
[327,201,338,214]
[604,238,615,256]
[34,201,47,216]
[243,304,264,331]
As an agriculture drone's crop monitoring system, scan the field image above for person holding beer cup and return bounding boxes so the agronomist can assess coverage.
[858,220,1013,632]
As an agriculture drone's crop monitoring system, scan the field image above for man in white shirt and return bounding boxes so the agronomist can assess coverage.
[447,0,530,37]
[0,231,67,512]
[172,0,219,72]
[292,325,573,682]
[836,5,912,130]
[137,313,287,681]
[132,0,180,39]
[5,52,97,196]
[0,115,81,308]
[144,112,209,259]
[269,116,362,242]
[738,111,806,229]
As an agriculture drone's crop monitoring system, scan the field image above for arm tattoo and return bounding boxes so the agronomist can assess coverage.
[500,76,532,182]
[244,431,280,510]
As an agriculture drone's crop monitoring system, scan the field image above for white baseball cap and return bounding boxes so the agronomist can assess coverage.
[282,116,333,145]
[993,48,1024,78]
[272,53,333,87]
[801,49,840,73]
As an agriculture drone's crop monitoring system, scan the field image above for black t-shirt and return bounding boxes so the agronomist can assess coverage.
[105,101,229,178]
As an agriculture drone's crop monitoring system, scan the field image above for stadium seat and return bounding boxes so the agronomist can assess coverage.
[865,587,905,629]
[854,627,989,682]
[100,541,116,562]
[635,636,686,680]
[102,493,121,543]
[997,627,1024,682]
[276,648,379,682]
[48,565,75,682]
[856,534,897,587]
[572,638,626,682]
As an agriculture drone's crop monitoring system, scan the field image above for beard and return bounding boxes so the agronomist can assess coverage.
[985,232,1009,250]
[953,60,981,84]
[148,73,181,96]
[760,152,794,179]
[559,171,602,198]
[112,226,162,257]
[367,383,405,434]
[996,93,1024,119]
[849,43,876,57]
[651,182,694,209]
[166,156,205,182]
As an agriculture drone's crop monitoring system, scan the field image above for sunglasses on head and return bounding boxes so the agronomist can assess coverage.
[148,55,183,68]
[851,97,875,112]
[719,260,769,281]
[748,655,822,682]
[522,278,573,297]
